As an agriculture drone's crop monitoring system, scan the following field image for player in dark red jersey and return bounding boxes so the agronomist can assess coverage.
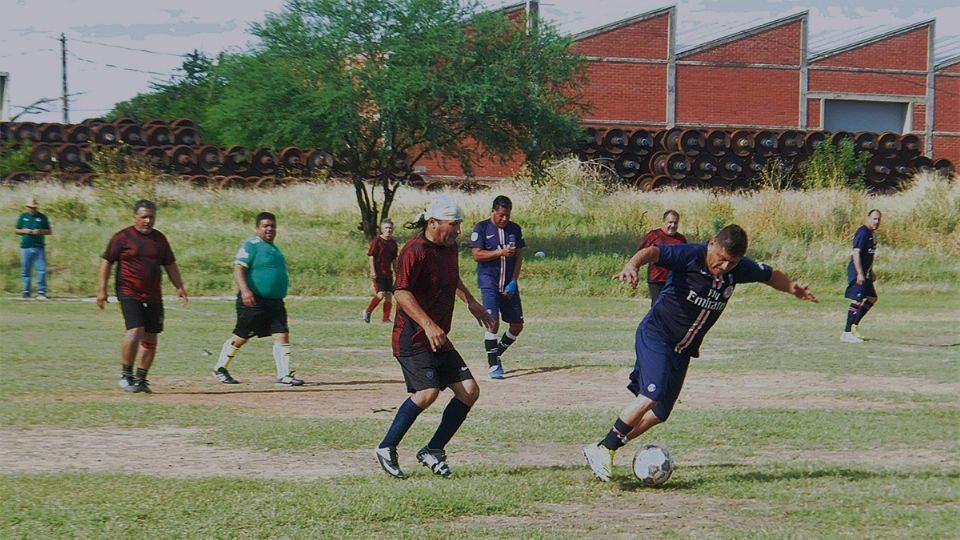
[583,225,817,482]
[375,195,495,479]
[96,200,187,394]
[362,218,399,324]
[637,210,687,306]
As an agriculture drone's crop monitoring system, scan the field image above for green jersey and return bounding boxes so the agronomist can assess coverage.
[235,236,288,300]
[17,212,50,248]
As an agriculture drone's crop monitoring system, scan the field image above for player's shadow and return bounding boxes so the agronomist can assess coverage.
[501,365,578,379]
[161,378,403,395]
[865,337,960,347]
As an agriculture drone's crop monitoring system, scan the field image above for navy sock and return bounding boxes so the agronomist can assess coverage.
[498,332,516,355]
[856,300,874,323]
[427,398,472,450]
[379,398,423,449]
[601,418,633,451]
[845,303,859,331]
[485,339,499,367]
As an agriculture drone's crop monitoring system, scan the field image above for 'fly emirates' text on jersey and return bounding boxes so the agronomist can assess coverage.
[642,243,772,357]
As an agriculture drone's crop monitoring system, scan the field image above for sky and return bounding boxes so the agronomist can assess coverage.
[2,0,958,123]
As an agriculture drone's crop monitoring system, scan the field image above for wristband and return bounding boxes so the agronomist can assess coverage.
[505,279,518,295]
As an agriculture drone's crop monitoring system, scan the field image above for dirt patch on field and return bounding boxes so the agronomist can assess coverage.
[18,367,957,418]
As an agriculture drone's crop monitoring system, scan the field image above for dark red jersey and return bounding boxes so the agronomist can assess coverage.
[392,235,459,356]
[103,226,175,303]
[638,229,687,284]
[367,235,398,278]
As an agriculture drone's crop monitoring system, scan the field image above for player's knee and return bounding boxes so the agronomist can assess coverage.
[412,388,440,408]
[510,323,524,335]
[460,381,480,405]
[376,291,385,300]
[140,340,157,350]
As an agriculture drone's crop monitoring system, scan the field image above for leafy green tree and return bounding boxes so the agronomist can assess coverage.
[208,0,586,237]
[108,51,227,144]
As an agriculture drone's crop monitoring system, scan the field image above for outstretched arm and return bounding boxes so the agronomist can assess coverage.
[766,268,817,303]
[613,246,661,289]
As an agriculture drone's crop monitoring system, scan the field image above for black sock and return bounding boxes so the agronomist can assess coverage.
[601,418,633,451]
[485,339,499,367]
[134,367,148,381]
[379,398,423,448]
[427,398,471,450]
[845,303,859,331]
[498,332,516,355]
[122,364,133,378]
[856,300,874,324]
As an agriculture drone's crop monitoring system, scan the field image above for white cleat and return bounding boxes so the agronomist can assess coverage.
[583,443,614,482]
[841,332,864,343]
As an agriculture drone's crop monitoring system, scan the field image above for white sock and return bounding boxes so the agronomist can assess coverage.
[484,331,498,340]
[273,344,291,378]
[215,339,240,370]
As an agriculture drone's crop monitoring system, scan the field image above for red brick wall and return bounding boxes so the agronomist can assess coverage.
[813,26,930,71]
[934,71,960,132]
[911,103,926,133]
[581,62,667,122]
[683,21,803,65]
[676,66,799,127]
[573,13,670,59]
[807,98,821,129]
[808,70,927,96]
[933,135,960,162]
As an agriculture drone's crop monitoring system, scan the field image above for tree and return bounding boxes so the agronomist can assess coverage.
[108,51,227,144]
[208,0,586,238]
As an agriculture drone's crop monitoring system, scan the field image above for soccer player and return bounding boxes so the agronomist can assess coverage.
[470,195,525,379]
[15,196,52,300]
[212,212,303,386]
[582,224,817,482]
[362,218,398,324]
[637,210,687,306]
[97,200,188,394]
[374,195,495,479]
[841,209,882,343]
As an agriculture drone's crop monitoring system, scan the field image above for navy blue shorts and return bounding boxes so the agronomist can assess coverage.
[844,278,877,301]
[480,288,524,324]
[628,325,690,422]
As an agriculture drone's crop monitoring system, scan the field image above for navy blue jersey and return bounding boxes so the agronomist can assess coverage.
[847,225,876,281]
[470,220,525,291]
[642,243,772,357]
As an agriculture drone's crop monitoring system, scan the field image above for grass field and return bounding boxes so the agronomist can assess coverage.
[1,289,958,538]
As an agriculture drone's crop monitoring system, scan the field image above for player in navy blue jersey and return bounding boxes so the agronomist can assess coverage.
[841,209,882,343]
[470,195,526,379]
[583,224,817,482]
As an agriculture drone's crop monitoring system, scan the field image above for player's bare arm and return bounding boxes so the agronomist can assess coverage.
[165,262,188,305]
[395,289,448,351]
[765,268,817,303]
[368,255,377,280]
[614,246,660,288]
[471,245,516,262]
[96,259,112,309]
[234,264,256,307]
[456,277,496,331]
[851,247,865,284]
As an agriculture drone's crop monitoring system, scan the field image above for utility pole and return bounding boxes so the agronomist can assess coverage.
[526,0,539,35]
[60,33,69,123]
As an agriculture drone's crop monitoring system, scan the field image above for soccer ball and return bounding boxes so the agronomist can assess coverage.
[632,444,673,486]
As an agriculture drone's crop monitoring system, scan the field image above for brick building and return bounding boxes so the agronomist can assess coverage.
[417,5,957,178]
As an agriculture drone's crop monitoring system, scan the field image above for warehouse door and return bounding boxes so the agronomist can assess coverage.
[823,100,908,133]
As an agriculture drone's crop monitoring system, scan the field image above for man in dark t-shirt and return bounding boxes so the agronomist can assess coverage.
[374,195,495,480]
[363,219,399,324]
[637,209,687,306]
[582,225,818,482]
[841,209,882,343]
[96,200,188,394]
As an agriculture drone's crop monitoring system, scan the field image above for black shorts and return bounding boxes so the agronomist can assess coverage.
[647,282,665,305]
[233,295,289,338]
[396,349,473,393]
[375,277,394,293]
[119,298,164,333]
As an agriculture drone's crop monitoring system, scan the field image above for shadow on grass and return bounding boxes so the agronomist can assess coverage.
[160,378,403,396]
[502,365,580,379]
[617,463,960,491]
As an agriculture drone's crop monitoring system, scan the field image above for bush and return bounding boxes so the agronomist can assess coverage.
[0,142,33,174]
[43,196,90,221]
[801,139,868,190]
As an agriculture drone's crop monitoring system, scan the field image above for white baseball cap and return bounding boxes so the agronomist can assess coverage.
[424,194,463,221]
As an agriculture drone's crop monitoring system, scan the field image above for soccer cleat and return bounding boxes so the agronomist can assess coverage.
[362,309,371,324]
[277,372,305,386]
[213,367,239,384]
[487,359,504,380]
[851,324,864,340]
[375,446,406,479]
[119,375,136,392]
[841,332,864,343]
[416,446,453,478]
[583,443,614,482]
[132,379,152,394]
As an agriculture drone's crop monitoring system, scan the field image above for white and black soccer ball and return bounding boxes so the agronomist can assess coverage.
[632,444,674,486]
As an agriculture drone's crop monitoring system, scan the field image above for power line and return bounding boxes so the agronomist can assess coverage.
[67,51,171,76]
[66,36,189,58]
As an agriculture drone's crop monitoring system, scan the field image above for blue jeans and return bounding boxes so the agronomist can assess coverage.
[20,247,47,296]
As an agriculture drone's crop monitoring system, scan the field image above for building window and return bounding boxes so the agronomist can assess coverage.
[822,99,908,133]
